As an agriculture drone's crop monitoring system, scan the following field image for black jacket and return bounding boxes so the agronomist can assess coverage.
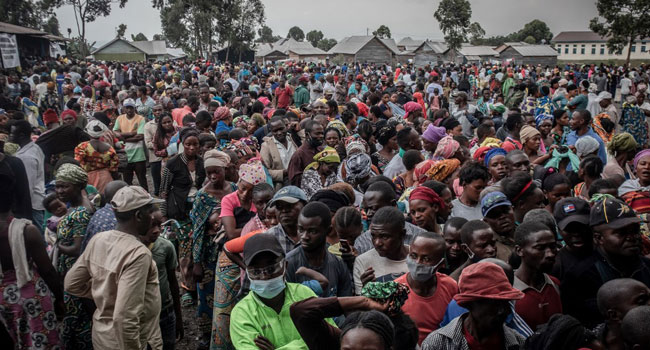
[162,154,205,220]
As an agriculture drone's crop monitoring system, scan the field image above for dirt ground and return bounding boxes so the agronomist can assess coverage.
[175,271,201,350]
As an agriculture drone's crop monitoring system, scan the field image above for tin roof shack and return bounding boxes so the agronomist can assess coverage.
[498,45,558,66]
[413,41,448,67]
[0,21,67,66]
[328,36,398,65]
[92,38,170,62]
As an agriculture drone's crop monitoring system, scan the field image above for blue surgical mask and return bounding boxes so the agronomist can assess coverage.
[406,257,444,282]
[249,275,286,299]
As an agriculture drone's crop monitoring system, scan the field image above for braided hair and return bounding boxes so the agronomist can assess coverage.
[334,206,362,229]
[340,310,395,350]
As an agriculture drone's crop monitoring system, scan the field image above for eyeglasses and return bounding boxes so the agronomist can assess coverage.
[247,259,284,280]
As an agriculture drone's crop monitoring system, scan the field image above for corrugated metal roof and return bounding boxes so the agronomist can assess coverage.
[257,38,325,57]
[552,31,606,43]
[458,45,498,57]
[415,41,447,54]
[509,45,558,57]
[397,37,424,50]
[91,38,143,55]
[0,21,46,35]
[130,40,167,55]
[380,38,401,54]
[328,36,400,55]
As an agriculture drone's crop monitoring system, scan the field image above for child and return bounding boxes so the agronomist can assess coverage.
[199,133,217,157]
[42,193,68,257]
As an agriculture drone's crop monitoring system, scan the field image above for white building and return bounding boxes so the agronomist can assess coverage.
[552,31,650,61]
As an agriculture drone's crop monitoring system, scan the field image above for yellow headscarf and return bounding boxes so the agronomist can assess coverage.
[305,147,340,171]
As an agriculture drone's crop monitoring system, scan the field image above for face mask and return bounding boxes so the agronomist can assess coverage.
[249,275,286,299]
[462,243,483,263]
[406,257,444,282]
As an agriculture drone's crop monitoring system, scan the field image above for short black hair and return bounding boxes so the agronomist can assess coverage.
[413,231,446,246]
[362,175,397,193]
[195,110,212,125]
[402,149,423,171]
[334,206,362,228]
[199,133,216,146]
[505,112,523,132]
[340,311,394,350]
[421,180,448,196]
[341,110,355,125]
[42,193,60,211]
[579,155,603,178]
[252,182,274,197]
[541,170,571,192]
[588,178,616,199]
[621,306,650,347]
[228,128,247,140]
[300,201,332,229]
[502,171,537,204]
[445,217,468,232]
[304,120,320,134]
[396,127,414,149]
[516,220,554,247]
[476,123,494,140]
[366,181,397,203]
[8,119,32,138]
[458,161,489,186]
[371,206,405,229]
[460,220,491,245]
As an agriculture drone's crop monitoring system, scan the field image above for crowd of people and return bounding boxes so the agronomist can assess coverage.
[2,56,650,350]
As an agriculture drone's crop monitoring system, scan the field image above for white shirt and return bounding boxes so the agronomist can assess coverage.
[274,137,296,170]
[15,142,45,210]
[383,154,405,179]
[620,78,632,95]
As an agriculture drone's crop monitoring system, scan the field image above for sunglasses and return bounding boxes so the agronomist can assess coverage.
[247,259,284,280]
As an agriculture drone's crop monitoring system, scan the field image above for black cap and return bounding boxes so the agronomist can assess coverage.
[590,197,640,229]
[243,233,285,266]
[554,197,590,230]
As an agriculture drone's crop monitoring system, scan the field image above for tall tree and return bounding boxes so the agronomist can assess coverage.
[153,34,166,41]
[228,0,265,61]
[516,19,552,44]
[131,33,148,41]
[590,0,650,65]
[468,22,485,44]
[287,26,305,41]
[257,25,277,43]
[116,23,127,38]
[434,0,472,55]
[373,25,392,39]
[42,16,61,36]
[306,30,324,47]
[317,38,337,51]
[0,0,56,28]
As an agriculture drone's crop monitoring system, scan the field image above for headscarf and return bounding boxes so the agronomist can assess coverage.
[344,134,369,155]
[607,132,638,155]
[305,147,340,171]
[257,97,270,107]
[310,189,351,213]
[214,107,231,121]
[480,137,502,148]
[520,125,541,145]
[42,108,59,125]
[203,149,231,168]
[345,153,372,181]
[575,136,600,157]
[414,159,461,183]
[545,148,581,171]
[535,114,554,128]
[227,137,258,158]
[327,119,351,138]
[56,163,88,186]
[410,186,446,211]
[422,124,447,143]
[238,159,266,185]
[60,109,77,122]
[473,146,492,164]
[376,125,397,146]
[356,102,369,117]
[85,119,109,139]
[433,136,460,159]
[403,101,422,120]
[633,149,650,169]
[484,148,507,167]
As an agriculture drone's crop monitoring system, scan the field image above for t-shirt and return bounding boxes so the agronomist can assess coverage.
[286,246,353,297]
[220,191,257,218]
[568,94,589,112]
[113,114,146,163]
[513,274,562,331]
[395,273,458,344]
[150,237,178,311]
[353,248,408,294]
[275,86,293,109]
[450,199,483,221]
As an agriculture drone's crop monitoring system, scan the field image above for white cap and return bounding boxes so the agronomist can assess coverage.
[123,98,136,108]
[595,91,613,102]
[111,186,164,212]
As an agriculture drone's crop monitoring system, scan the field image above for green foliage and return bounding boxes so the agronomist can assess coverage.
[306,30,324,47]
[373,25,392,39]
[590,0,650,65]
[152,34,166,41]
[473,19,553,46]
[42,16,61,36]
[468,22,485,44]
[257,26,280,43]
[116,23,127,38]
[131,33,148,41]
[0,0,57,28]
[317,38,337,51]
[523,35,536,44]
[287,26,305,41]
[434,0,472,52]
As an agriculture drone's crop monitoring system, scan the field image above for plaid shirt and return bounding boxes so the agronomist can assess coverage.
[421,314,525,350]
[264,224,300,254]
[81,204,116,253]
[354,222,425,255]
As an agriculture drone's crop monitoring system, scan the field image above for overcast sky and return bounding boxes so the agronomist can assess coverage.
[55,0,599,45]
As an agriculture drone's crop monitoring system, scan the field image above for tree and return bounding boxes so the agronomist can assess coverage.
[0,0,57,28]
[287,26,305,41]
[317,38,337,51]
[42,16,61,36]
[434,0,472,55]
[116,23,127,38]
[516,19,552,44]
[468,22,485,45]
[523,35,536,44]
[153,34,166,41]
[131,32,148,41]
[590,0,650,65]
[306,30,324,47]
[257,25,279,43]
[373,25,391,39]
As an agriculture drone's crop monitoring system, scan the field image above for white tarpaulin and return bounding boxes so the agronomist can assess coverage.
[0,33,20,68]
[50,42,65,58]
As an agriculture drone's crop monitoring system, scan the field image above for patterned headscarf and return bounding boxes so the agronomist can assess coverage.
[56,163,88,186]
[433,136,460,160]
[535,114,554,128]
[376,125,397,146]
[473,146,492,164]
[327,119,351,138]
[305,147,341,171]
[484,148,508,167]
[214,107,232,121]
[86,119,109,139]
[414,159,461,184]
[480,137,502,148]
[227,137,259,158]
[422,124,447,143]
[238,159,266,185]
[403,101,422,120]
[344,134,369,155]
[345,153,372,181]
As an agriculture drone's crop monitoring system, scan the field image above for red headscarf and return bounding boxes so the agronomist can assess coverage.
[60,109,77,121]
[42,109,59,125]
[410,186,446,211]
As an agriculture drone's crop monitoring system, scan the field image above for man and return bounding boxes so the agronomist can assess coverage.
[309,74,323,103]
[198,83,211,111]
[561,196,650,328]
[353,207,409,294]
[481,191,517,265]
[441,217,468,275]
[82,180,128,252]
[395,232,458,345]
[395,80,412,105]
[501,112,524,152]
[286,202,353,297]
[265,186,308,253]
[451,92,478,140]
[354,181,425,254]
[450,220,497,281]
[512,222,562,330]
[172,96,198,127]
[566,110,607,165]
[9,120,45,230]
[621,305,650,350]
[596,278,650,350]
[274,78,293,109]
[114,98,148,191]
[594,70,608,93]
[145,104,165,195]
[383,127,422,179]
[260,116,297,189]
[65,186,165,350]
[505,150,530,173]
[230,233,332,349]
[287,120,324,186]
[426,75,443,104]
[551,197,594,280]
[451,162,489,221]
[422,262,526,349]
[567,81,589,114]
[294,76,310,107]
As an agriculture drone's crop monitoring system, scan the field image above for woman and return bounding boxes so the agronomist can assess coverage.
[79,86,95,120]
[592,111,616,144]
[621,94,649,147]
[573,156,603,200]
[0,168,64,349]
[502,171,546,224]
[324,127,342,150]
[549,109,570,146]
[484,148,508,184]
[160,128,205,307]
[190,149,235,348]
[619,150,650,214]
[302,147,341,199]
[55,163,93,349]
[211,160,267,350]
[74,120,118,193]
[540,168,572,213]
[247,113,265,136]
[520,125,545,164]
[404,101,423,124]
[153,112,178,162]
[94,87,117,118]
[604,132,638,183]
[421,124,447,160]
[372,125,398,173]
[432,135,463,162]
[409,186,446,234]
[535,114,554,150]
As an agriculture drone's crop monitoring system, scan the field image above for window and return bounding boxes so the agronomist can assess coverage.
[642,42,647,52]
[565,47,569,54]
[556,45,562,54]
[591,45,596,54]
[573,44,577,54]
[600,45,605,55]
[631,45,636,53]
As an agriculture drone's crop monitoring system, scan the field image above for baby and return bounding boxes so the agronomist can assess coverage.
[42,193,68,255]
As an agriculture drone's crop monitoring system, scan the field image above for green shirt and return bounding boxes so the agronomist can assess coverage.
[150,237,177,311]
[114,114,146,163]
[294,85,310,107]
[230,283,335,349]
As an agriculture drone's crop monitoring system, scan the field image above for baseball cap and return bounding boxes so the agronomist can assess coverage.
[123,98,136,108]
[111,186,164,212]
[481,191,512,217]
[590,196,640,229]
[268,186,308,208]
[554,197,590,230]
[243,233,285,265]
[324,86,335,95]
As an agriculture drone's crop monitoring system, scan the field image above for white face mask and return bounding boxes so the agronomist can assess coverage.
[406,256,444,282]
[249,275,286,299]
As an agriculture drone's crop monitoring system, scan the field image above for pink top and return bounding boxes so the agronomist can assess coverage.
[219,191,257,218]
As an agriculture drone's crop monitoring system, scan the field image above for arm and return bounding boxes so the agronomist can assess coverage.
[295,267,329,294]
[144,125,156,150]
[113,253,152,350]
[166,244,184,340]
[124,134,144,142]
[221,217,241,240]
[26,224,64,316]
[260,144,284,182]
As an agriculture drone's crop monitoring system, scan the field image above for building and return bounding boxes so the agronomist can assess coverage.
[444,45,499,64]
[254,38,327,64]
[498,44,558,66]
[413,41,448,67]
[91,38,179,62]
[328,36,399,64]
[552,31,650,61]
[397,37,425,52]
[0,21,68,67]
